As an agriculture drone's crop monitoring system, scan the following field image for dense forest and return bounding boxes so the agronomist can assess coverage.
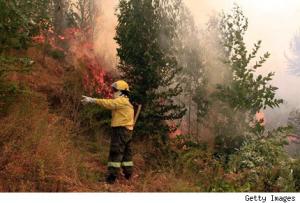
[1,0,300,192]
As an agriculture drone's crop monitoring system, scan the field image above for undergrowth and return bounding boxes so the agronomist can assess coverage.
[0,91,82,191]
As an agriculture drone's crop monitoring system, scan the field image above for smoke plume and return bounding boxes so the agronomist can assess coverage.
[93,0,119,73]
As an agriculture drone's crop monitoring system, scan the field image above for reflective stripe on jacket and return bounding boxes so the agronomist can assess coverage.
[95,97,134,129]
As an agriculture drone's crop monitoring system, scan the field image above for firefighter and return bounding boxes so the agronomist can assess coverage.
[81,80,134,184]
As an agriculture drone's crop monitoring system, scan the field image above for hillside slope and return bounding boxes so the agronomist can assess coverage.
[0,48,198,192]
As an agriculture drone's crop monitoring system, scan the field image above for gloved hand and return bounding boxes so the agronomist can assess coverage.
[81,95,97,105]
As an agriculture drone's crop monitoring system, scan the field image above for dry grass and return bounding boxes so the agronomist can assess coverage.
[0,48,234,192]
[0,93,83,191]
[0,90,233,192]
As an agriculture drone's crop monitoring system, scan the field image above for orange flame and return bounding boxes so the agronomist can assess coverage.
[32,26,113,98]
[255,111,265,126]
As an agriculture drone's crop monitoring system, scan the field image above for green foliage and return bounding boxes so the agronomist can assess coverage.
[228,127,295,191]
[291,159,300,191]
[211,5,283,159]
[115,0,186,139]
[0,56,32,74]
[173,141,250,192]
[173,126,296,192]
[0,0,51,115]
[288,108,300,135]
[79,104,111,136]
[176,146,211,175]
[0,56,32,116]
[48,48,66,60]
[213,106,251,160]
[216,4,283,113]
[0,0,53,52]
[62,68,111,140]
[229,129,289,171]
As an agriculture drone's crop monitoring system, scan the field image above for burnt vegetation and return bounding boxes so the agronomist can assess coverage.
[0,0,299,192]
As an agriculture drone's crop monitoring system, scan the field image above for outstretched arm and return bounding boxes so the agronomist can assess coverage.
[95,98,119,110]
[81,95,97,104]
[81,95,122,110]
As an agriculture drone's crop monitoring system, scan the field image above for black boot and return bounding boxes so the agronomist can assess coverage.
[124,173,132,180]
[106,174,117,184]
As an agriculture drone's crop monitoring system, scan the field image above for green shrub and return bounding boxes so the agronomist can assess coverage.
[79,104,111,136]
[0,56,32,116]
[228,129,295,192]
[291,159,300,191]
[49,49,65,60]
[62,68,111,142]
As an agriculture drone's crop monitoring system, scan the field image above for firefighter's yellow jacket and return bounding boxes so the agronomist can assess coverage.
[95,97,134,130]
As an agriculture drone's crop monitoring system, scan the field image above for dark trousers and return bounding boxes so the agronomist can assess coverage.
[107,127,133,178]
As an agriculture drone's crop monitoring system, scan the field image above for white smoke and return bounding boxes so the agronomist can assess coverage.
[93,0,119,72]
[184,0,300,128]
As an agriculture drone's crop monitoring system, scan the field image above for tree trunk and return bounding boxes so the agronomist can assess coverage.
[196,108,199,137]
[53,0,66,35]
[188,91,191,135]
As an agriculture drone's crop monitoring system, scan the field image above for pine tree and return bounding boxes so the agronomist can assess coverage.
[115,0,186,139]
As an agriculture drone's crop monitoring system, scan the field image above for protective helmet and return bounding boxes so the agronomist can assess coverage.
[111,80,130,92]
